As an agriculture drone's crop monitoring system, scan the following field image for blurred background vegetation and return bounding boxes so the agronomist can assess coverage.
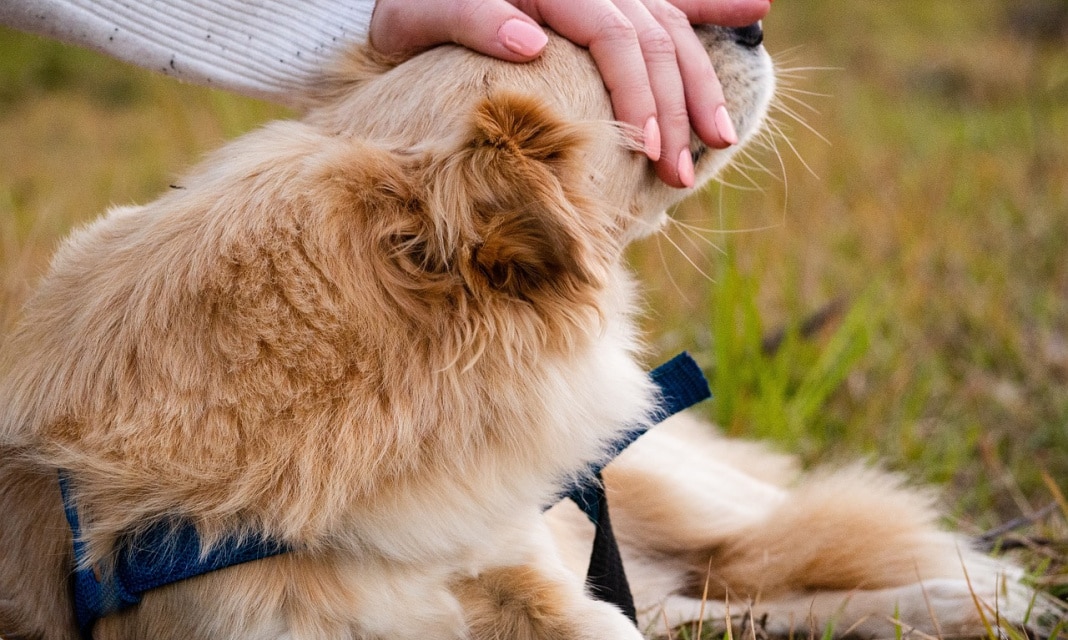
[1,0,1066,598]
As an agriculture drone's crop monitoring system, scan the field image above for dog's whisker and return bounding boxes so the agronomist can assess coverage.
[672,228,729,265]
[711,172,770,192]
[757,120,794,196]
[673,219,728,262]
[763,117,820,180]
[770,101,831,146]
[656,224,716,283]
[714,153,777,192]
[732,145,782,184]
[653,231,698,303]
[715,145,779,189]
[667,218,724,266]
[772,64,842,75]
[671,217,785,236]
[767,43,807,58]
[774,89,827,119]
[775,85,833,102]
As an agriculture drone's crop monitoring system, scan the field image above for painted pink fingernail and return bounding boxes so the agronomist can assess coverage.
[643,117,662,162]
[498,19,548,57]
[715,104,739,146]
[677,149,695,188]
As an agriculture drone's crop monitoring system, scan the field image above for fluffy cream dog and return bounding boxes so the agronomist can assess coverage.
[0,23,1057,640]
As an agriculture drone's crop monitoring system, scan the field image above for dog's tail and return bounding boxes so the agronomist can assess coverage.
[694,464,1064,637]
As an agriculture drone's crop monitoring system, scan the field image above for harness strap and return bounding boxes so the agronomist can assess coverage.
[60,476,289,637]
[62,352,710,638]
[584,471,638,623]
[564,352,709,624]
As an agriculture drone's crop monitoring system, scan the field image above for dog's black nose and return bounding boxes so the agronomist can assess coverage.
[731,22,764,48]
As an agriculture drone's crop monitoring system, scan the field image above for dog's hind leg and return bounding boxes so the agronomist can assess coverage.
[0,449,79,640]
[600,413,967,598]
[601,413,797,557]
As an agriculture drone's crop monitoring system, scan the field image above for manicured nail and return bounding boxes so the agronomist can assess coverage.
[715,104,739,146]
[643,117,661,162]
[498,19,548,57]
[677,149,695,188]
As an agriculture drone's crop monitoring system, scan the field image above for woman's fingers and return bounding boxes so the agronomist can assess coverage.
[668,0,772,27]
[369,0,772,188]
[370,0,548,61]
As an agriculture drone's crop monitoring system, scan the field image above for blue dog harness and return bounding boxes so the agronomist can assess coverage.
[61,352,710,637]
[59,481,290,637]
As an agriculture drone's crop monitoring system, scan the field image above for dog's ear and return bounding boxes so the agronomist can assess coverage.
[430,93,616,301]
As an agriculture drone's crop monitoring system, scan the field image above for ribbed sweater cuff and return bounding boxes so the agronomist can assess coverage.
[0,0,375,108]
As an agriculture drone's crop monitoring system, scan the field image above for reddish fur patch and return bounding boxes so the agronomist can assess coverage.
[455,566,578,640]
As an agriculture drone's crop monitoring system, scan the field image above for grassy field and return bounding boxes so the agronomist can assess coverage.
[639,2,1068,538]
[1,0,1066,612]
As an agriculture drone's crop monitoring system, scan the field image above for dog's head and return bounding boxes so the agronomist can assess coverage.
[297,24,775,337]
[311,26,774,235]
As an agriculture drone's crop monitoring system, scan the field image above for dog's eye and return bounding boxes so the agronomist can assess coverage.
[691,146,706,166]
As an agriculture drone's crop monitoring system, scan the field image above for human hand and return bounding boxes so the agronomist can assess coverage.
[369,0,772,188]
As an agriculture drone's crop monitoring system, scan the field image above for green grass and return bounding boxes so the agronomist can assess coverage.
[0,26,290,328]
[629,0,1068,608]
[1,0,1066,618]
[632,2,1067,516]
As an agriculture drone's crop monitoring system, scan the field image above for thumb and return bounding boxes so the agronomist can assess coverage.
[370,0,548,62]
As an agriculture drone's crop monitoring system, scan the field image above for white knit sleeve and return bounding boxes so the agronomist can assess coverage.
[0,0,376,108]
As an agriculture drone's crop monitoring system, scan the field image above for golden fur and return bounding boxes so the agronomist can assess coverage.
[0,25,1058,640]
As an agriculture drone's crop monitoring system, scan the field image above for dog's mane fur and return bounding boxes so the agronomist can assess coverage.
[0,89,649,561]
